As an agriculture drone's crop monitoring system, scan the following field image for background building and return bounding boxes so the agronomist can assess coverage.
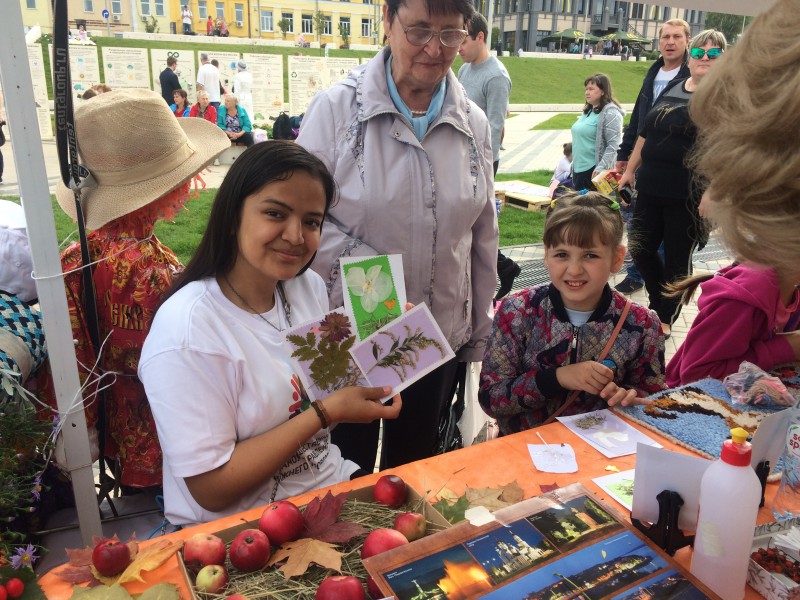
[478,0,706,53]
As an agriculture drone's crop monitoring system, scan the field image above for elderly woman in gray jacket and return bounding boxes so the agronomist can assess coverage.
[297,0,497,472]
[570,73,624,191]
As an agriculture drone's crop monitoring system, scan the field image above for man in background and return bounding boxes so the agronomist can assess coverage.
[159,56,180,105]
[458,12,520,300]
[196,53,221,110]
[181,5,193,35]
[614,18,691,294]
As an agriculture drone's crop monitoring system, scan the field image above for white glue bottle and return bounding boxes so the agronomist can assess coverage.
[691,427,760,600]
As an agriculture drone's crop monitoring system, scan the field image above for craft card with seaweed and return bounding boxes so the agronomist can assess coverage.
[340,255,406,341]
[350,303,454,399]
[284,309,368,402]
[557,409,662,458]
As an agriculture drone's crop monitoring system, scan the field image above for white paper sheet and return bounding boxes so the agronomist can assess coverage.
[557,409,662,458]
[528,443,578,473]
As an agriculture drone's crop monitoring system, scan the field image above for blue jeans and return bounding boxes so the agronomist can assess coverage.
[620,200,643,283]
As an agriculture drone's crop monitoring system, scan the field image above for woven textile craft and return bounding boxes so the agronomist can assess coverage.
[618,365,800,460]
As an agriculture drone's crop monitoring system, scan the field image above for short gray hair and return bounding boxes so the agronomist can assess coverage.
[200,52,209,62]
[690,29,728,51]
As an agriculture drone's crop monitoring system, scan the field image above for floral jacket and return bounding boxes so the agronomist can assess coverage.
[479,284,665,435]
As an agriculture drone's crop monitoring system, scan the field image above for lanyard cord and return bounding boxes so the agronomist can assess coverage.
[53,0,116,510]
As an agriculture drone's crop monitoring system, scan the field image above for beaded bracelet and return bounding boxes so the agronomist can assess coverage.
[311,401,330,429]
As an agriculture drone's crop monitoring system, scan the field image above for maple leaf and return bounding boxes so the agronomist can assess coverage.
[435,487,462,504]
[432,495,469,524]
[65,547,94,567]
[70,584,132,600]
[266,538,343,578]
[465,481,525,512]
[93,540,183,586]
[57,566,101,586]
[301,491,367,543]
[498,480,524,505]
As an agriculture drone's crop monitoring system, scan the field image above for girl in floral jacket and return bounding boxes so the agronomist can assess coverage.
[479,191,666,435]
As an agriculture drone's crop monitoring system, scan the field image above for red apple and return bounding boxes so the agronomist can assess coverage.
[316,575,367,600]
[183,532,227,568]
[366,576,382,599]
[258,500,305,546]
[225,595,250,600]
[373,475,407,508]
[195,564,229,594]
[393,512,427,542]
[92,539,132,576]
[360,528,409,559]
[229,529,271,572]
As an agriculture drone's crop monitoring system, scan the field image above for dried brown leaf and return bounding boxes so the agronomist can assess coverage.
[65,547,94,568]
[435,487,462,503]
[540,482,560,493]
[57,566,99,586]
[266,538,343,578]
[465,487,506,511]
[498,480,524,504]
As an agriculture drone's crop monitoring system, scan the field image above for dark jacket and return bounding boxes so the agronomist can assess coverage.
[159,67,181,106]
[616,53,690,162]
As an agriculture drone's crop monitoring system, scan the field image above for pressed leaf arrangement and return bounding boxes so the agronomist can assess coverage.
[367,325,447,382]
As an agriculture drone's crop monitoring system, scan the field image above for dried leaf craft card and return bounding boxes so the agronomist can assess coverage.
[340,255,406,340]
[284,309,368,402]
[350,303,455,400]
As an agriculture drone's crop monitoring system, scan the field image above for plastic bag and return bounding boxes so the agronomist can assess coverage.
[723,361,795,407]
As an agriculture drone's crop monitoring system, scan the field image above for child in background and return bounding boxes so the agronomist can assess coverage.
[666,264,800,386]
[549,142,573,197]
[479,191,665,435]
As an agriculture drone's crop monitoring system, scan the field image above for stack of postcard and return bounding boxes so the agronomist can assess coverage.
[363,483,715,600]
[284,255,454,402]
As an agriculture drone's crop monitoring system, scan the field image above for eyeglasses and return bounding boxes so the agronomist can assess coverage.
[690,47,723,60]
[394,13,468,48]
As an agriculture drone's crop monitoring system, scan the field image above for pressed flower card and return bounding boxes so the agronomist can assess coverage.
[350,304,455,401]
[340,255,406,341]
[284,309,368,402]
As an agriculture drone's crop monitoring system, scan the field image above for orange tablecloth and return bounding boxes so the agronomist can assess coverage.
[39,418,774,599]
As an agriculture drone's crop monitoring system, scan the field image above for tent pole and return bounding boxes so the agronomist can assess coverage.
[0,3,102,544]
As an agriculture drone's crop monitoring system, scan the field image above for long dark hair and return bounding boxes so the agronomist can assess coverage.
[160,141,336,306]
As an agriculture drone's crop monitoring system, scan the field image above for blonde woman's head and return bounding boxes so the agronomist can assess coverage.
[690,0,800,281]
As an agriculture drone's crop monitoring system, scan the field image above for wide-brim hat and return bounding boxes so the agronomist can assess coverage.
[56,88,230,230]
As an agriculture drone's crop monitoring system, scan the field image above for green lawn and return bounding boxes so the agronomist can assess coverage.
[41,37,651,105]
[532,112,633,130]
[7,173,548,265]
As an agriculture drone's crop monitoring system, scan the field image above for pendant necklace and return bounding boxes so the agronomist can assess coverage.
[224,276,293,331]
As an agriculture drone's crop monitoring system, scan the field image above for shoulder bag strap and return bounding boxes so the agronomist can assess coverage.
[541,297,633,426]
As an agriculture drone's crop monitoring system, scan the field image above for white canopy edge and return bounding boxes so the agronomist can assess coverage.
[1,4,102,543]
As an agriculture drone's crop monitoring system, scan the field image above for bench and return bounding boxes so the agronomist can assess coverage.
[217,142,248,165]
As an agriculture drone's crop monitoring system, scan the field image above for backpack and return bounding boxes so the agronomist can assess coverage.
[272,112,297,140]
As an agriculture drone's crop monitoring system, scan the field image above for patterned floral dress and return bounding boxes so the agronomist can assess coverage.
[37,185,190,488]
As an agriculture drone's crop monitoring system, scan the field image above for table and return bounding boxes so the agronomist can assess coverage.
[39,417,774,599]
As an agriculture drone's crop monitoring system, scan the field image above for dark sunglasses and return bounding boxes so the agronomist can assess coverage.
[690,47,723,60]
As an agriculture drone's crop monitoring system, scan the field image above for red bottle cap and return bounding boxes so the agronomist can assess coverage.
[720,427,752,467]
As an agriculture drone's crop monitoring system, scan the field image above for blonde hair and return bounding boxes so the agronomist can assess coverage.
[690,0,800,280]
[690,29,727,51]
[659,18,690,40]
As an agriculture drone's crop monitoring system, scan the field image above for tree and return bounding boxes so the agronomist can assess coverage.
[144,15,159,34]
[338,22,350,49]
[313,10,325,42]
[704,12,753,44]
[277,17,291,39]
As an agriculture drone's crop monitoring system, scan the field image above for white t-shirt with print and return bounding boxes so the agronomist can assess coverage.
[139,272,359,526]
[652,66,681,101]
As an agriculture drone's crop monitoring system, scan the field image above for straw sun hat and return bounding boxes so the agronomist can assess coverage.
[56,88,230,230]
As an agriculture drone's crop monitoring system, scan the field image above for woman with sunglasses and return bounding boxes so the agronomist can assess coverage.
[617,29,727,337]
[297,0,497,472]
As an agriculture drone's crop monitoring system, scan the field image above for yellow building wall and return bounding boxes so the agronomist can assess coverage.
[20,0,52,34]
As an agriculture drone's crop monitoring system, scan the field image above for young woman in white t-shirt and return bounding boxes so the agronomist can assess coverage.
[139,141,402,526]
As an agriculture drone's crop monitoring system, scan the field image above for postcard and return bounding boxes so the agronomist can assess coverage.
[340,254,406,341]
[482,530,670,600]
[611,568,710,600]
[592,469,636,511]
[350,304,455,400]
[525,493,623,552]
[283,309,367,402]
[557,409,662,458]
